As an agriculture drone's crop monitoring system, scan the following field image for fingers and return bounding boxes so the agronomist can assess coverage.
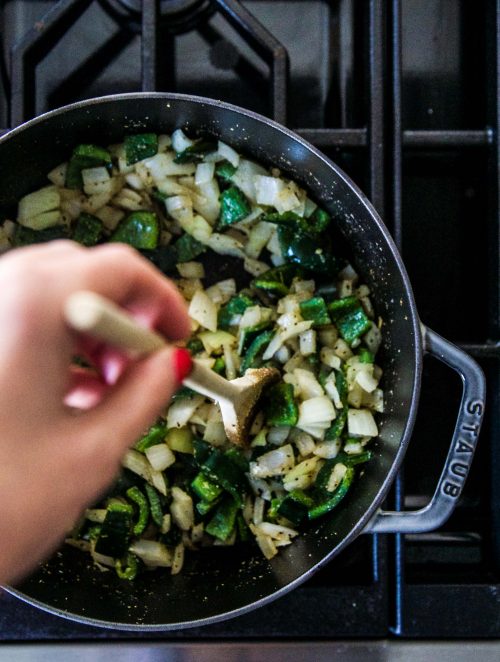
[80,346,181,455]
[64,366,107,409]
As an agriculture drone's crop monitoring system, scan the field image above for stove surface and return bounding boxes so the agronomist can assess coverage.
[0,0,499,640]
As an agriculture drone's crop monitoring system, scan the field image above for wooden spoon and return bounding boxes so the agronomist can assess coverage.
[64,291,280,446]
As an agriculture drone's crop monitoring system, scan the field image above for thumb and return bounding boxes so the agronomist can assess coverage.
[80,347,192,455]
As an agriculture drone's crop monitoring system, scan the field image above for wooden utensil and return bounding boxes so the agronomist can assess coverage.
[64,291,280,446]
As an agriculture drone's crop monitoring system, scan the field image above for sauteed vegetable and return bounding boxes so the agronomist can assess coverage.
[0,129,383,579]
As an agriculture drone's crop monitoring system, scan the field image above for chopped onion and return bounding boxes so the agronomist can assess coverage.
[347,408,379,437]
[177,261,205,279]
[326,462,347,493]
[129,540,172,567]
[262,320,312,360]
[283,456,321,491]
[249,444,295,478]
[313,438,342,459]
[171,543,185,575]
[166,394,204,429]
[188,290,218,332]
[294,368,324,400]
[296,396,336,429]
[145,443,176,471]
[257,522,298,541]
[195,161,215,185]
[267,426,291,446]
[170,487,194,531]
[171,128,195,153]
[299,329,317,356]
[217,140,240,167]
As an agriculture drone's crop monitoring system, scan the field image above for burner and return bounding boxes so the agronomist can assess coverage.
[102,0,214,34]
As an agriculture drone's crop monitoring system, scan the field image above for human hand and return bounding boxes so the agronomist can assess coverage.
[0,241,191,584]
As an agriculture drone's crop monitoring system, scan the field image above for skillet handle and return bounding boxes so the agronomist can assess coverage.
[364,326,486,534]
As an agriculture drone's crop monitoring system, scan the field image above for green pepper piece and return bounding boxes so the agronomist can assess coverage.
[277,489,314,526]
[328,296,359,319]
[358,348,375,363]
[193,438,212,466]
[11,224,68,247]
[336,308,372,345]
[174,233,206,262]
[206,496,239,541]
[72,212,103,247]
[224,447,250,473]
[171,385,196,401]
[191,472,223,503]
[200,448,247,506]
[308,466,355,520]
[111,211,159,249]
[126,486,150,536]
[124,133,158,165]
[263,210,306,232]
[264,383,298,426]
[115,553,140,580]
[196,496,222,516]
[85,524,102,543]
[212,357,226,375]
[309,207,331,233]
[325,407,347,440]
[236,513,250,541]
[251,263,303,297]
[240,329,274,374]
[336,370,348,403]
[186,337,204,354]
[218,294,255,330]
[300,296,331,327]
[94,502,133,557]
[238,320,273,355]
[65,144,112,190]
[278,226,345,275]
[218,186,251,227]
[215,160,237,183]
[144,484,164,527]
[174,138,218,164]
[140,244,178,275]
[135,421,167,452]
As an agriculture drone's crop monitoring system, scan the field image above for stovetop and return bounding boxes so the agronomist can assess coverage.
[0,0,499,640]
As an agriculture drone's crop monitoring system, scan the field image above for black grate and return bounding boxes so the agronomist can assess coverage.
[0,0,499,639]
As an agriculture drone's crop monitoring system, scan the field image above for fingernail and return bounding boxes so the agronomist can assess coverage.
[172,347,193,384]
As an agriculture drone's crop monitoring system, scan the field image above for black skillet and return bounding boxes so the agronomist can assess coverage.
[0,93,486,630]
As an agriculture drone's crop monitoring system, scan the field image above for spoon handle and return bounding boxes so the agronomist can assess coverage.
[64,290,240,403]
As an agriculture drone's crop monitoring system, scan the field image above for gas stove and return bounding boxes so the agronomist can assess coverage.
[0,0,499,640]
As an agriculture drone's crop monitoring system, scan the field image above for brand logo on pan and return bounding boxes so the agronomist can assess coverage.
[442,399,484,498]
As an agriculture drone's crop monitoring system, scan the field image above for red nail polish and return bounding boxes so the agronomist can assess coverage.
[173,347,193,384]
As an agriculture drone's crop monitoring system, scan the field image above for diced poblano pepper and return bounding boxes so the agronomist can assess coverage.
[308,466,355,520]
[264,382,299,426]
[199,447,247,506]
[252,264,302,297]
[277,226,345,275]
[94,502,133,557]
[126,486,150,536]
[240,329,274,374]
[174,138,217,164]
[115,553,140,580]
[215,160,236,183]
[11,224,67,247]
[65,144,111,189]
[205,496,239,541]
[218,186,251,227]
[358,348,375,363]
[328,297,371,344]
[218,294,255,330]
[299,296,332,327]
[309,207,331,233]
[174,233,206,262]
[276,490,314,526]
[124,133,158,165]
[72,212,103,247]
[144,483,164,527]
[110,211,159,249]
[212,356,226,375]
[135,421,167,452]
[191,472,223,503]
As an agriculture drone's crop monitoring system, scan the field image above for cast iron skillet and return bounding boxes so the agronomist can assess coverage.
[0,93,486,630]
